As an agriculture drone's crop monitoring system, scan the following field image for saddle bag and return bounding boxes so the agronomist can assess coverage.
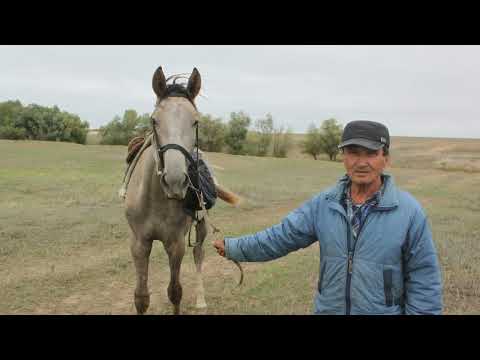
[184,159,217,214]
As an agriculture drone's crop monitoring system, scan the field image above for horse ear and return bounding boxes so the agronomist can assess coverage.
[187,67,201,99]
[152,66,167,99]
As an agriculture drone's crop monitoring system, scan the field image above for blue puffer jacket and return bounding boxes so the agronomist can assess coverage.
[225,174,443,315]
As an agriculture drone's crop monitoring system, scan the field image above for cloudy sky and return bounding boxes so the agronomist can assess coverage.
[1,45,479,138]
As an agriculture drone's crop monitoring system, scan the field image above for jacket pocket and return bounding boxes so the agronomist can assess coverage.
[318,261,326,293]
[383,268,405,307]
[383,269,394,306]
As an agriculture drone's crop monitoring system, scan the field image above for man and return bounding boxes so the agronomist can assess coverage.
[212,120,442,315]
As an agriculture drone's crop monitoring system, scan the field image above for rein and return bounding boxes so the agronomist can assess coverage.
[185,168,245,286]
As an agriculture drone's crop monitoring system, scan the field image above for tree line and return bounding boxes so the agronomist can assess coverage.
[0,100,90,144]
[99,109,294,158]
[99,108,343,160]
[0,98,344,161]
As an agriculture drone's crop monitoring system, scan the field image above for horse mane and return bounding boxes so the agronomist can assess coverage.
[166,73,189,85]
[158,73,197,109]
[165,84,191,98]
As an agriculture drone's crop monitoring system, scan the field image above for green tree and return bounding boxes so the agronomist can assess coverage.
[36,106,64,141]
[99,109,148,145]
[272,125,293,158]
[15,104,42,140]
[225,111,251,155]
[254,113,274,156]
[0,126,26,140]
[61,112,89,144]
[0,100,23,128]
[302,123,322,160]
[136,113,152,136]
[0,101,89,144]
[318,118,343,161]
[0,100,26,140]
[243,131,260,156]
[198,114,227,152]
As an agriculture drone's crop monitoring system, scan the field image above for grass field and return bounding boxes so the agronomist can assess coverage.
[1,137,480,314]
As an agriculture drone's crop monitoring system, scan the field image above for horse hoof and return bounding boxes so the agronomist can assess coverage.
[134,293,150,314]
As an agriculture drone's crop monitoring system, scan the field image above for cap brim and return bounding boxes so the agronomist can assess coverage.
[338,138,384,150]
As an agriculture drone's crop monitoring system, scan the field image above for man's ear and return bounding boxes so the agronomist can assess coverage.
[385,154,391,167]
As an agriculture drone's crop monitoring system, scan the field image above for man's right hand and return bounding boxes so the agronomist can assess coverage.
[212,238,226,257]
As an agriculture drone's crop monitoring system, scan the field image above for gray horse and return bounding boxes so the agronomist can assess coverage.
[124,66,238,315]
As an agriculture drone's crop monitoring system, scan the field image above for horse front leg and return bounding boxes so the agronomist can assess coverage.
[130,231,153,315]
[193,218,208,309]
[164,237,185,315]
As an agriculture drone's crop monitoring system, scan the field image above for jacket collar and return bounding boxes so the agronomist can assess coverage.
[325,173,399,210]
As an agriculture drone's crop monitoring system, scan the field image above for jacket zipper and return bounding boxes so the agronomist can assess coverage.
[345,224,353,315]
[345,210,376,315]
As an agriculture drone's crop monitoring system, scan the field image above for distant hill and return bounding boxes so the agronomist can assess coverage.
[282,133,480,172]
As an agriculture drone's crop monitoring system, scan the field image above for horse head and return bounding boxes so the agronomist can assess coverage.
[150,66,201,200]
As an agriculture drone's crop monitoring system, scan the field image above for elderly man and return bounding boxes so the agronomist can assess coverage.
[213,120,442,315]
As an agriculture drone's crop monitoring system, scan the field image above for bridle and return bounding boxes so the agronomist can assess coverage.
[150,116,199,178]
[149,91,199,181]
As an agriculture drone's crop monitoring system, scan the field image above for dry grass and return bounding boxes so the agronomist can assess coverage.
[253,132,480,173]
[388,136,480,173]
[1,137,479,314]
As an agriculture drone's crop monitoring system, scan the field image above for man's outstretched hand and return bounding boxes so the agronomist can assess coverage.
[212,238,226,257]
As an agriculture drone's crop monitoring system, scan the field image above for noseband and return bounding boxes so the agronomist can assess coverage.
[150,117,199,178]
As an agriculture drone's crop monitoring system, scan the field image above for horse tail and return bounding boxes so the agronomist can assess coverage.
[215,184,241,206]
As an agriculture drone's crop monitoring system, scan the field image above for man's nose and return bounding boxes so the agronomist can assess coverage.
[354,156,370,167]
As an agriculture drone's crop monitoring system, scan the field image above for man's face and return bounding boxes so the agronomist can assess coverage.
[343,145,389,185]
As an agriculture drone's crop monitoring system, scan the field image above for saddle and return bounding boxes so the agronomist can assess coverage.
[126,135,148,164]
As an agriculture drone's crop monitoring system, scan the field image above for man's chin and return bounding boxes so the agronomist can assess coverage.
[351,176,373,185]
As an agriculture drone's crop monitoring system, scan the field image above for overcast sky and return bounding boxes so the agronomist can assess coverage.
[1,45,479,138]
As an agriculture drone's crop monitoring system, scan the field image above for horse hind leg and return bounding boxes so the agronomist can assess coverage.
[130,231,153,315]
[164,237,185,315]
[193,218,208,309]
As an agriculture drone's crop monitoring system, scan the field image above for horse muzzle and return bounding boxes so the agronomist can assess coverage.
[161,171,189,200]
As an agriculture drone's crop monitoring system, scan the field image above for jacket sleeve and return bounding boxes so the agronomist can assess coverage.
[224,197,318,262]
[403,208,443,315]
